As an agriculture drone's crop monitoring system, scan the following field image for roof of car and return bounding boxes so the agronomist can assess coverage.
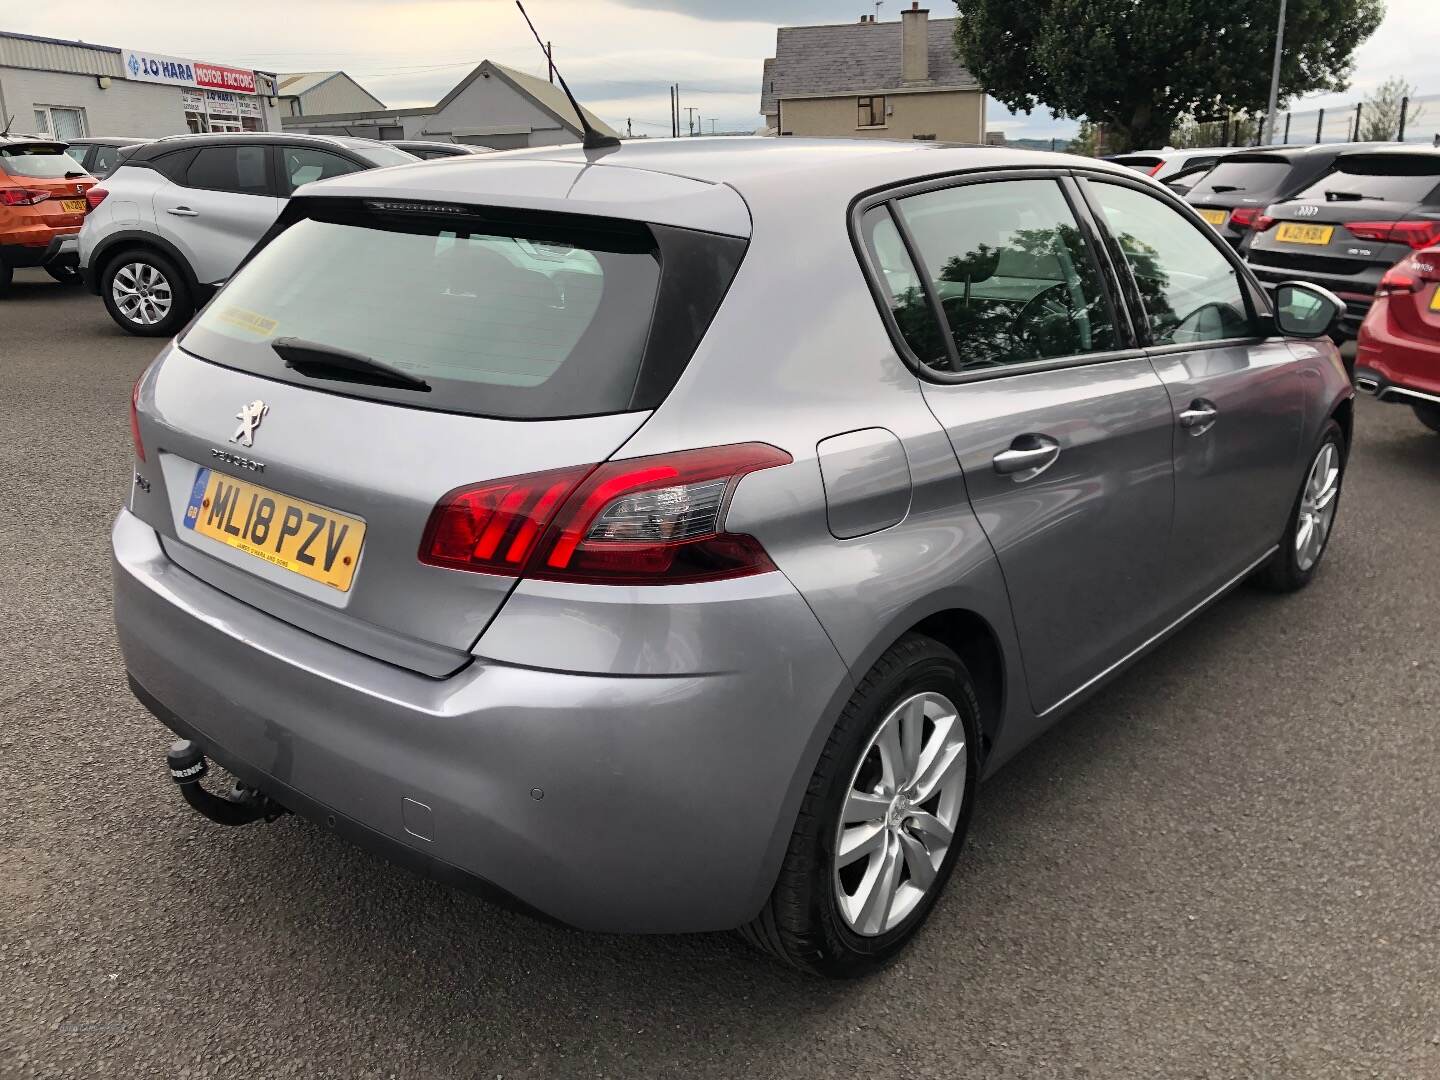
[126,131,395,161]
[65,136,148,147]
[0,135,66,149]
[1335,143,1440,158]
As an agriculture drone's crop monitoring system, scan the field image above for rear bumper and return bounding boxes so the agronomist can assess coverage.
[112,508,848,933]
[0,232,80,269]
[1355,307,1440,402]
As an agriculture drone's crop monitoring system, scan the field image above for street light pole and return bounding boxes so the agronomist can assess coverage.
[1262,0,1287,145]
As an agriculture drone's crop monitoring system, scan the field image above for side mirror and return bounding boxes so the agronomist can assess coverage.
[1273,281,1344,338]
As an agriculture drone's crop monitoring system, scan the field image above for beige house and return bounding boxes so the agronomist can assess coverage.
[760,4,985,143]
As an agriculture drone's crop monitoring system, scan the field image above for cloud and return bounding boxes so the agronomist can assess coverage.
[601,0,852,23]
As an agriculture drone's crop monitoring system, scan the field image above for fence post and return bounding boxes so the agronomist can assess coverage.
[1354,102,1363,142]
[1315,108,1324,144]
[1398,96,1409,141]
[1283,112,1291,142]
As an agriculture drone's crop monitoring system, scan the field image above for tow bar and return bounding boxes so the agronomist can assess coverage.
[166,740,286,826]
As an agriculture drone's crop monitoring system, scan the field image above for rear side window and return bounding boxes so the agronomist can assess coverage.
[180,203,745,419]
[280,146,362,194]
[1188,158,1292,198]
[0,144,85,179]
[89,144,124,176]
[186,145,270,196]
[1089,182,1253,346]
[1296,154,1440,204]
[872,178,1118,373]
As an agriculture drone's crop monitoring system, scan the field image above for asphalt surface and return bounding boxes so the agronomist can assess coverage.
[2,268,1438,1079]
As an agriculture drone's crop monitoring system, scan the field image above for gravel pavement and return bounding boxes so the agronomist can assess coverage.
[2,269,1437,1078]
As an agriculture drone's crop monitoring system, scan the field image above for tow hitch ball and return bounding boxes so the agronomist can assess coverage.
[166,740,285,826]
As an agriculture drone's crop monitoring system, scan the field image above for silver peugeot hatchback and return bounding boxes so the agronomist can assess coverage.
[114,139,1353,976]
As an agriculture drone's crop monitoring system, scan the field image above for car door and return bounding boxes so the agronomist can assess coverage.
[1081,176,1304,612]
[151,143,283,285]
[861,173,1177,715]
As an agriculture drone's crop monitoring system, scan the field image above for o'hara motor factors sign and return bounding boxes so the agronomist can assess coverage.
[124,48,258,95]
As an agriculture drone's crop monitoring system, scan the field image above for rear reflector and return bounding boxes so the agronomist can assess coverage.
[1345,220,1440,249]
[85,186,109,210]
[420,443,792,585]
[0,188,50,206]
[129,376,145,462]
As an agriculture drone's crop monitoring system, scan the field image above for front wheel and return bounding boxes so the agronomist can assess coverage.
[1414,404,1440,435]
[742,633,980,977]
[1253,420,1346,592]
[101,249,194,337]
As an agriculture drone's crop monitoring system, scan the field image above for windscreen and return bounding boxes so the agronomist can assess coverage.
[0,144,87,178]
[1187,158,1291,198]
[182,207,663,419]
[1296,154,1440,203]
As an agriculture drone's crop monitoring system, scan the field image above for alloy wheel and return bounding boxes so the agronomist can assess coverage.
[1295,441,1340,572]
[111,262,173,327]
[833,691,967,937]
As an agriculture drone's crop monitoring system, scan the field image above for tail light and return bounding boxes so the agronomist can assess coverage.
[1147,163,1165,177]
[1345,220,1440,249]
[1253,213,1277,232]
[1377,250,1440,296]
[1229,207,1260,230]
[420,443,792,585]
[85,185,109,210]
[0,187,51,206]
[129,376,145,462]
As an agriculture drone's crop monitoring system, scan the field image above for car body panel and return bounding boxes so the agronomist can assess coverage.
[0,138,95,267]
[1356,245,1440,405]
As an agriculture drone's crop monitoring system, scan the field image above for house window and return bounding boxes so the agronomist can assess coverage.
[857,95,886,128]
[33,106,87,140]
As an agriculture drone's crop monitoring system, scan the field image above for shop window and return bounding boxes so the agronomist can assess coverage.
[33,106,87,140]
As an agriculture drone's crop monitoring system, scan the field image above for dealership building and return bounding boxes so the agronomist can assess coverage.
[0,31,284,140]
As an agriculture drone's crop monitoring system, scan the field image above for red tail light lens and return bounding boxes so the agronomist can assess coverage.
[420,443,792,585]
[1147,162,1165,177]
[85,185,109,210]
[1346,220,1440,249]
[1376,266,1420,296]
[0,187,51,206]
[129,376,145,462]
[1229,207,1260,230]
[1253,213,1277,232]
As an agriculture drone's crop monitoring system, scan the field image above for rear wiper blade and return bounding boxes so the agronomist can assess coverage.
[271,337,431,392]
[1209,184,1243,193]
[64,170,87,179]
[1323,191,1380,201]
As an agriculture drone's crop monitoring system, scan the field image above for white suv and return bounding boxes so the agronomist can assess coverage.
[80,133,414,336]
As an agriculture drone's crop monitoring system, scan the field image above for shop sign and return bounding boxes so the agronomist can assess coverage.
[123,48,198,87]
[195,63,257,95]
[181,88,205,111]
[204,91,240,115]
[237,98,263,118]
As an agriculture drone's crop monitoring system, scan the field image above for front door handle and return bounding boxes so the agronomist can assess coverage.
[166,206,199,217]
[993,434,1061,480]
[1179,400,1219,434]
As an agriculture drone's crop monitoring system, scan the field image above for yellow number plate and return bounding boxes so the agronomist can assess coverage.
[60,198,86,213]
[1431,287,1440,312]
[1275,222,1334,245]
[183,467,365,591]
[1199,208,1228,227]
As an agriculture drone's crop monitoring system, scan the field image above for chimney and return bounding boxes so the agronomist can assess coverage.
[901,2,929,83]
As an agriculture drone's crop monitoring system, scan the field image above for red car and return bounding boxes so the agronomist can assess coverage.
[1355,244,1440,434]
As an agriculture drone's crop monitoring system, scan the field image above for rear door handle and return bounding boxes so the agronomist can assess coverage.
[1179,400,1219,434]
[166,206,199,217]
[993,435,1061,480]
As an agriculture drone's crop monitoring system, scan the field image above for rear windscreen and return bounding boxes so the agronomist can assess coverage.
[180,203,742,419]
[1188,158,1291,198]
[0,144,86,178]
[1296,155,1440,203]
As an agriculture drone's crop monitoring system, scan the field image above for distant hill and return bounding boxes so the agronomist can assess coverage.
[1007,137,1072,152]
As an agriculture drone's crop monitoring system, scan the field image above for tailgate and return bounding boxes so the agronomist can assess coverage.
[132,343,648,675]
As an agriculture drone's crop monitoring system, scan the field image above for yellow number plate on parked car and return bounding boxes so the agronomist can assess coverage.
[1275,222,1334,245]
[182,467,365,591]
[1198,209,1228,227]
[1431,288,1440,312]
[60,198,86,213]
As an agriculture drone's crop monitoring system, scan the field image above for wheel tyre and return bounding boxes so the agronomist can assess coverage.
[1253,419,1346,593]
[101,249,194,337]
[1414,404,1440,435]
[44,263,83,286]
[742,633,981,977]
[0,262,12,296]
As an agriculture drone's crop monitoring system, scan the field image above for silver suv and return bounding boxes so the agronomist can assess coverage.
[114,139,1353,976]
[80,133,414,336]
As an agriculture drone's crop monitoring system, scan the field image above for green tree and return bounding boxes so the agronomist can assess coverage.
[954,0,1385,153]
[1069,120,1100,157]
[1360,77,1423,141]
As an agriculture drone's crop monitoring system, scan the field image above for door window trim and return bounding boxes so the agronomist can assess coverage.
[849,166,1144,385]
[1072,170,1277,356]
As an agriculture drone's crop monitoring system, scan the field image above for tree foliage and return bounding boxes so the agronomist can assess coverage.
[954,0,1385,152]
[1360,77,1423,141]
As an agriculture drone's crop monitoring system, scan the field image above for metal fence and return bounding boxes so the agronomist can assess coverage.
[1259,92,1440,146]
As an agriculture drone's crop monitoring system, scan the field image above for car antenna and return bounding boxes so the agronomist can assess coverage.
[514,1,620,152]
[1,114,13,137]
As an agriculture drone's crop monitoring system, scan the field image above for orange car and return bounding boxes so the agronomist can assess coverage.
[0,136,96,294]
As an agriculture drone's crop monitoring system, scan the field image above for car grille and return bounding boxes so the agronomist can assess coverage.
[1248,250,1372,276]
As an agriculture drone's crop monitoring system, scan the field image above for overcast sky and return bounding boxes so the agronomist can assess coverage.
[9,0,1434,140]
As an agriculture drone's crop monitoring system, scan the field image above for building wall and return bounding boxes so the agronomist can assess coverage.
[427,72,567,144]
[0,67,192,137]
[777,89,985,143]
[293,74,383,117]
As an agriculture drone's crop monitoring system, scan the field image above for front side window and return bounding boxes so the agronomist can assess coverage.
[885,179,1118,372]
[186,145,270,196]
[1090,181,1253,346]
[858,96,886,128]
[280,146,362,194]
